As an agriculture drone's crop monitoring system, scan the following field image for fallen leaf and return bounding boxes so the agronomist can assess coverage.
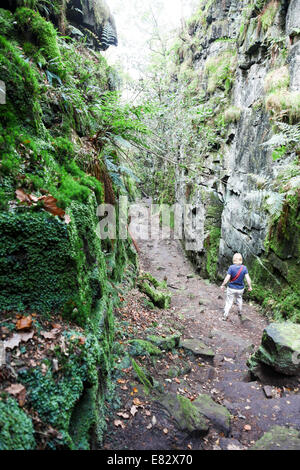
[117,379,126,384]
[114,420,125,429]
[132,387,138,394]
[42,196,65,218]
[40,329,60,340]
[130,405,138,417]
[133,397,142,406]
[16,315,32,331]
[173,377,180,383]
[117,412,130,419]
[64,214,71,224]
[15,189,32,204]
[163,428,168,434]
[5,383,26,406]
[145,410,151,416]
[4,331,34,350]
[146,423,152,430]
[244,425,252,431]
[151,416,157,426]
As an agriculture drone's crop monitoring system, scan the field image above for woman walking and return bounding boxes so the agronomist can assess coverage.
[220,253,252,321]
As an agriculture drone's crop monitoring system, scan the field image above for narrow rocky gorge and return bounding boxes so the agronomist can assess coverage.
[102,206,300,451]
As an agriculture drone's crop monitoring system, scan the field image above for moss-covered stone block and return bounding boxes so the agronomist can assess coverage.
[180,338,215,358]
[159,393,209,435]
[251,426,300,450]
[247,322,300,376]
[127,339,162,357]
[138,272,171,309]
[147,332,181,351]
[193,394,231,436]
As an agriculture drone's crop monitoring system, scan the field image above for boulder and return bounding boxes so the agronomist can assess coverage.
[147,332,181,351]
[180,338,215,358]
[159,393,209,435]
[251,426,300,450]
[127,339,162,356]
[247,323,300,377]
[193,394,231,436]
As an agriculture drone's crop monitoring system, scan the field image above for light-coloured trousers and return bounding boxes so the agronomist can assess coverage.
[224,287,244,317]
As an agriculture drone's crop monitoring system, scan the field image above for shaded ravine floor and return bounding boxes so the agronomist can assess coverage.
[102,210,300,451]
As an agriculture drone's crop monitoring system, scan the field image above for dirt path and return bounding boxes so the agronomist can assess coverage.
[103,206,300,451]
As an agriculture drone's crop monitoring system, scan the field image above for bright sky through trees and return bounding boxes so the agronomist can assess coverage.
[103,0,195,78]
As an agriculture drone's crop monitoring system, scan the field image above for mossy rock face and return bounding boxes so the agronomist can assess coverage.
[127,339,163,356]
[180,338,215,358]
[159,393,209,435]
[147,332,181,351]
[0,396,36,450]
[193,394,231,436]
[138,273,171,309]
[247,323,300,376]
[251,426,300,450]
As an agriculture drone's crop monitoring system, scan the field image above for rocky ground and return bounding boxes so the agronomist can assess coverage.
[103,209,300,451]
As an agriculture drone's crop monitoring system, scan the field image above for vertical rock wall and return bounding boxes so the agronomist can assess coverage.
[171,0,299,313]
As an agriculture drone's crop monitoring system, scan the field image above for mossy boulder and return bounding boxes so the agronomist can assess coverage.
[193,394,231,436]
[147,332,181,351]
[127,339,162,356]
[138,273,171,309]
[247,323,300,377]
[251,426,300,450]
[180,338,215,358]
[159,393,209,435]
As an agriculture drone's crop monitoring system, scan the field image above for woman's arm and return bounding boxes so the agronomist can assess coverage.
[221,274,231,290]
[245,273,252,291]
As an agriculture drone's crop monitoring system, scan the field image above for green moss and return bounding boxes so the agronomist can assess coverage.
[264,66,290,94]
[204,49,237,94]
[128,339,163,356]
[0,211,77,314]
[138,273,171,309]
[15,7,64,77]
[0,396,36,450]
[0,8,15,37]
[0,34,41,129]
[260,1,280,32]
[205,227,221,281]
[131,358,153,393]
[18,331,100,449]
[265,90,300,123]
[224,106,242,123]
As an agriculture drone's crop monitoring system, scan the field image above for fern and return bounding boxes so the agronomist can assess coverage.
[265,192,285,217]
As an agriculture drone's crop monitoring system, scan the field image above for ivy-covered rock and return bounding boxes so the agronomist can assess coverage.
[247,323,300,377]
[0,396,36,450]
